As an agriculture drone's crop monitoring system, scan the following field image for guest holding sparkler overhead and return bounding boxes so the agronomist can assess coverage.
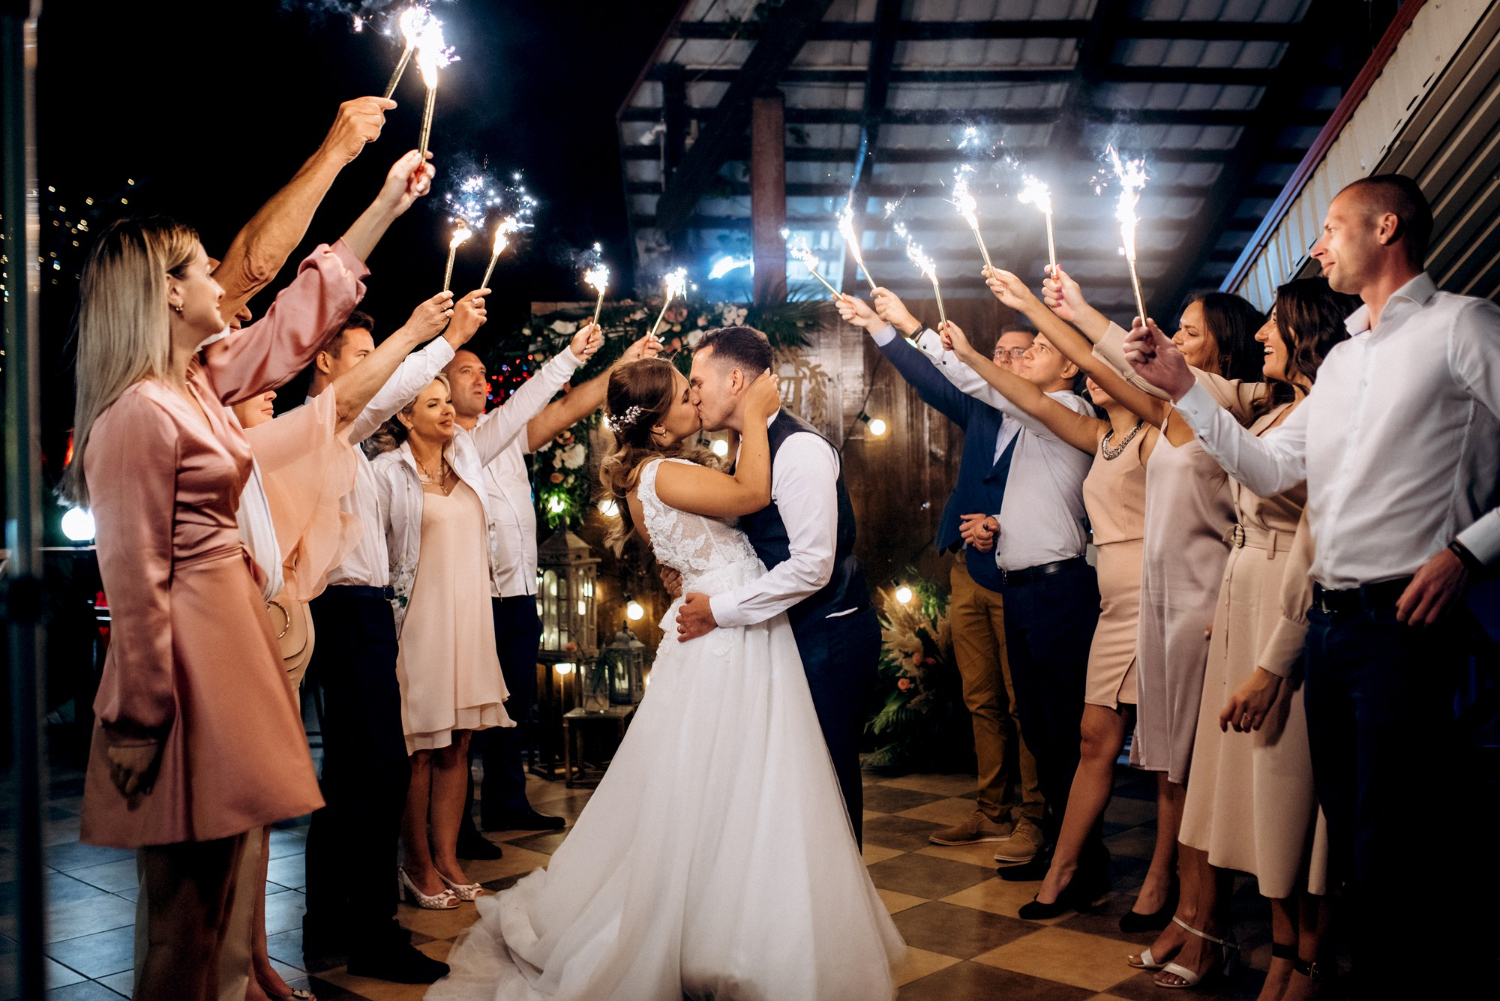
[66,147,432,1001]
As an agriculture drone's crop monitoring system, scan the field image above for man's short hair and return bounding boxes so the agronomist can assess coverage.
[325,310,375,359]
[693,325,773,376]
[1344,174,1433,266]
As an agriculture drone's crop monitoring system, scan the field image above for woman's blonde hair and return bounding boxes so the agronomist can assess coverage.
[364,372,452,457]
[597,358,717,552]
[61,217,200,507]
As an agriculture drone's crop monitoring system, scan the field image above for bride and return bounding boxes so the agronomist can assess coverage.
[428,356,904,1000]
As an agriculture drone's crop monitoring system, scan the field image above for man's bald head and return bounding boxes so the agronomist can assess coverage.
[1340,174,1432,268]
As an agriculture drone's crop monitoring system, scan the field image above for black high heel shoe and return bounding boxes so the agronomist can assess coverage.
[1017,868,1109,920]
[1119,877,1179,933]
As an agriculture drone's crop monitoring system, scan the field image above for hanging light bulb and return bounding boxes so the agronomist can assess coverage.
[626,600,645,621]
[61,506,95,543]
[895,585,913,604]
[597,498,620,518]
[554,661,576,676]
[711,439,730,457]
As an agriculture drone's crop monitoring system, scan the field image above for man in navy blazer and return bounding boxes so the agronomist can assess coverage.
[839,292,1046,863]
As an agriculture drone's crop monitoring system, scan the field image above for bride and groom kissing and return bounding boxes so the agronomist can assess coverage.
[428,326,905,1000]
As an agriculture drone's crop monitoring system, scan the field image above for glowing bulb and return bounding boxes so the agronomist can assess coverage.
[547,496,566,514]
[626,601,645,621]
[895,585,913,605]
[868,418,887,437]
[61,506,95,542]
[711,439,729,457]
[597,498,620,517]
[554,661,575,675]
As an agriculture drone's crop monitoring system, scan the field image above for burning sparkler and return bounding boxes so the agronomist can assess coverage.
[648,268,689,341]
[442,224,472,292]
[583,246,610,326]
[781,230,841,298]
[895,222,947,331]
[382,5,430,99]
[838,201,877,293]
[479,217,523,291]
[1018,175,1057,277]
[952,166,993,274]
[1106,146,1149,322]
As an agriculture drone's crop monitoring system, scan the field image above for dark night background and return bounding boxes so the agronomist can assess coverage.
[32,0,681,488]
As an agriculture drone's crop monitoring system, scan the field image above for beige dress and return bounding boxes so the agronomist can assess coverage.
[1081,423,1148,708]
[1179,401,1330,898]
[395,480,512,754]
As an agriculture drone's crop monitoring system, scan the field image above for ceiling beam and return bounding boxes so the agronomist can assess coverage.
[843,0,902,289]
[628,180,1285,201]
[643,65,1338,87]
[624,144,1311,165]
[631,213,1241,234]
[621,105,1328,127]
[670,20,1303,42]
[652,0,837,235]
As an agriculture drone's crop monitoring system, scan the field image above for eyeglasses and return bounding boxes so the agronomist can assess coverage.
[995,347,1029,359]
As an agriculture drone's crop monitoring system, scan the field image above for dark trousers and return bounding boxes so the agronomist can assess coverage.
[303,589,411,944]
[792,605,880,847]
[1303,603,1478,995]
[1001,564,1100,849]
[477,595,543,821]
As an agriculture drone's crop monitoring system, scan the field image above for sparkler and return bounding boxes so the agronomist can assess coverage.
[952,167,994,272]
[479,217,523,291]
[1018,175,1057,276]
[781,230,841,298]
[896,222,947,331]
[382,6,429,99]
[648,268,689,341]
[416,45,440,163]
[838,201,877,293]
[584,258,610,327]
[1106,146,1150,322]
[442,225,472,292]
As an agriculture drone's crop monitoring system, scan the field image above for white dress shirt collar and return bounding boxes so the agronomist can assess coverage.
[1343,272,1436,337]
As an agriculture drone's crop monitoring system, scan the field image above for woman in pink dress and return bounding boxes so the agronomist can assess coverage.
[64,151,431,1001]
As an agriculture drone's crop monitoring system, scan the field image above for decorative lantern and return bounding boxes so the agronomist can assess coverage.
[602,627,649,705]
[536,529,601,664]
[581,660,611,712]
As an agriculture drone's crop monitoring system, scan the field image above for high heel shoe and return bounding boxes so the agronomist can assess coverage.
[437,870,486,902]
[397,867,460,910]
[1017,868,1109,920]
[1119,877,1179,933]
[1155,916,1238,989]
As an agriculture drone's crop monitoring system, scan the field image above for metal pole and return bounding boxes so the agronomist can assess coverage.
[2,1,47,997]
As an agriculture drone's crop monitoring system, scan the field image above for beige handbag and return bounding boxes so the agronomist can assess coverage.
[266,593,315,688]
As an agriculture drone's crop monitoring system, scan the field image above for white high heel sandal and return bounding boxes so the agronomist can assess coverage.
[437,870,486,902]
[398,866,460,909]
[1156,916,1238,989]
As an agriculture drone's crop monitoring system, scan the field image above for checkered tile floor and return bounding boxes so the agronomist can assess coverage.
[3,767,1279,1000]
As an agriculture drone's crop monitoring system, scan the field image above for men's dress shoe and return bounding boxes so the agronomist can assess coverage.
[929,810,1016,846]
[483,808,566,832]
[300,918,348,962]
[456,829,505,860]
[347,941,450,984]
[992,817,1046,864]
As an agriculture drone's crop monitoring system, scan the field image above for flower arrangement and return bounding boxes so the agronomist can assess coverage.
[532,426,593,530]
[864,577,974,771]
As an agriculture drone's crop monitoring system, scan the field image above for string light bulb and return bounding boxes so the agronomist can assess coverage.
[895,585,913,605]
[626,600,645,622]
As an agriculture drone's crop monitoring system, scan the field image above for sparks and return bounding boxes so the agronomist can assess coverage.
[958,125,981,150]
[584,257,610,326]
[1106,146,1150,321]
[901,228,947,331]
[781,229,840,298]
[648,267,690,342]
[1017,174,1057,276]
[442,225,472,292]
[951,166,993,272]
[479,216,525,291]
[838,201,877,293]
[381,5,432,100]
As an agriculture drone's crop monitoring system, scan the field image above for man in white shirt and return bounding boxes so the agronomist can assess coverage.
[444,330,659,834]
[301,299,487,983]
[1123,174,1498,994]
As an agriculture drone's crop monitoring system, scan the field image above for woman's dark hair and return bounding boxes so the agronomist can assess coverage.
[1186,291,1267,384]
[597,358,717,552]
[1252,277,1360,415]
[691,325,773,376]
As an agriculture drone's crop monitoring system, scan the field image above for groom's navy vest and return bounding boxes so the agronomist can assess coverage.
[739,410,870,628]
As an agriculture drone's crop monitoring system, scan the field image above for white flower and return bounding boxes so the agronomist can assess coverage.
[550,319,578,335]
[685,328,705,348]
[561,443,588,469]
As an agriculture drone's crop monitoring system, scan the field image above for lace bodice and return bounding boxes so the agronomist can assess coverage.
[637,458,765,596]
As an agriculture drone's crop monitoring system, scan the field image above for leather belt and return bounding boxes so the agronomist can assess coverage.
[1311,578,1412,617]
[1003,556,1088,585]
[325,584,396,601]
[1226,523,1284,557]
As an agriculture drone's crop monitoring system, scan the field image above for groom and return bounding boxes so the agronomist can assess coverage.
[675,326,879,844]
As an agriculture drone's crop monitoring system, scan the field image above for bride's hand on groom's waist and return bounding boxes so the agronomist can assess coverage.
[676,592,718,641]
[659,566,683,598]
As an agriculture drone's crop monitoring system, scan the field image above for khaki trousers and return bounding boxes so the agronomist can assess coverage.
[949,558,1044,824]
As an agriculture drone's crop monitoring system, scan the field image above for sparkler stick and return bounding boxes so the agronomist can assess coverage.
[1018,175,1057,276]
[838,201,878,293]
[585,264,609,327]
[952,169,993,273]
[1107,146,1149,322]
[479,217,522,291]
[381,7,427,99]
[417,49,439,163]
[648,268,689,341]
[442,225,471,292]
[782,230,841,298]
[898,224,947,331]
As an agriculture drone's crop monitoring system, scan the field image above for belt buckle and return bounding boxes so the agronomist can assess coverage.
[1230,524,1246,548]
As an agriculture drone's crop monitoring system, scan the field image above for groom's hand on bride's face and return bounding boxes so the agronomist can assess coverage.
[676,592,718,641]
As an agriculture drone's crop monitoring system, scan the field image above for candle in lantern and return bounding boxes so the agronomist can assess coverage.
[781,230,841,298]
[1106,146,1150,322]
[442,224,472,292]
[951,167,993,274]
[1018,175,1057,277]
[648,268,689,341]
[838,200,877,293]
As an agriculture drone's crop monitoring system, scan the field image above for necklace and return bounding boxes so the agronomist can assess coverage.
[415,453,448,485]
[1100,418,1144,460]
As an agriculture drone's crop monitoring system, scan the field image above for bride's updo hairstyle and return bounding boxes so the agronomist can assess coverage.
[598,357,716,551]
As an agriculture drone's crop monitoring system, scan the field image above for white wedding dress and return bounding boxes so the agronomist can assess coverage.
[428,458,904,1001]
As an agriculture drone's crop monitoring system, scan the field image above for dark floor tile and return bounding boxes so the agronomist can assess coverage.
[861,814,944,853]
[897,960,1094,1001]
[891,900,1035,960]
[305,974,379,1000]
[43,981,125,1001]
[867,853,990,899]
[860,785,945,814]
[1056,892,1160,944]
[508,830,568,855]
[43,925,136,979]
[264,889,308,937]
[266,929,345,974]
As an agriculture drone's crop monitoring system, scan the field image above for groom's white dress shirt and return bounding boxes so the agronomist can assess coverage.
[1172,272,1500,589]
[709,411,844,628]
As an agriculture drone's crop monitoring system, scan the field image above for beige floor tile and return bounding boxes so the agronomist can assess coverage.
[464,846,553,884]
[973,925,1140,992]
[397,901,483,941]
[1087,995,1136,1000]
[880,773,979,798]
[940,879,1069,925]
[316,966,431,1001]
[890,945,961,988]
[898,797,983,827]
[877,888,927,915]
[918,841,1006,868]
[861,843,903,866]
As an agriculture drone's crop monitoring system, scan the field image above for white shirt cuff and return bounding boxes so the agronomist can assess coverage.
[871,324,899,347]
[1457,510,1500,565]
[1173,381,1220,431]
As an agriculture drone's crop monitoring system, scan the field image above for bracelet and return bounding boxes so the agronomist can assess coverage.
[1448,539,1483,573]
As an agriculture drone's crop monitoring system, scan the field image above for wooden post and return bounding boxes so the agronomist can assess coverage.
[751,91,787,303]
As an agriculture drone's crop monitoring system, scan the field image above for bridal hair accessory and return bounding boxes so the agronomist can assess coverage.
[607,405,645,435]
